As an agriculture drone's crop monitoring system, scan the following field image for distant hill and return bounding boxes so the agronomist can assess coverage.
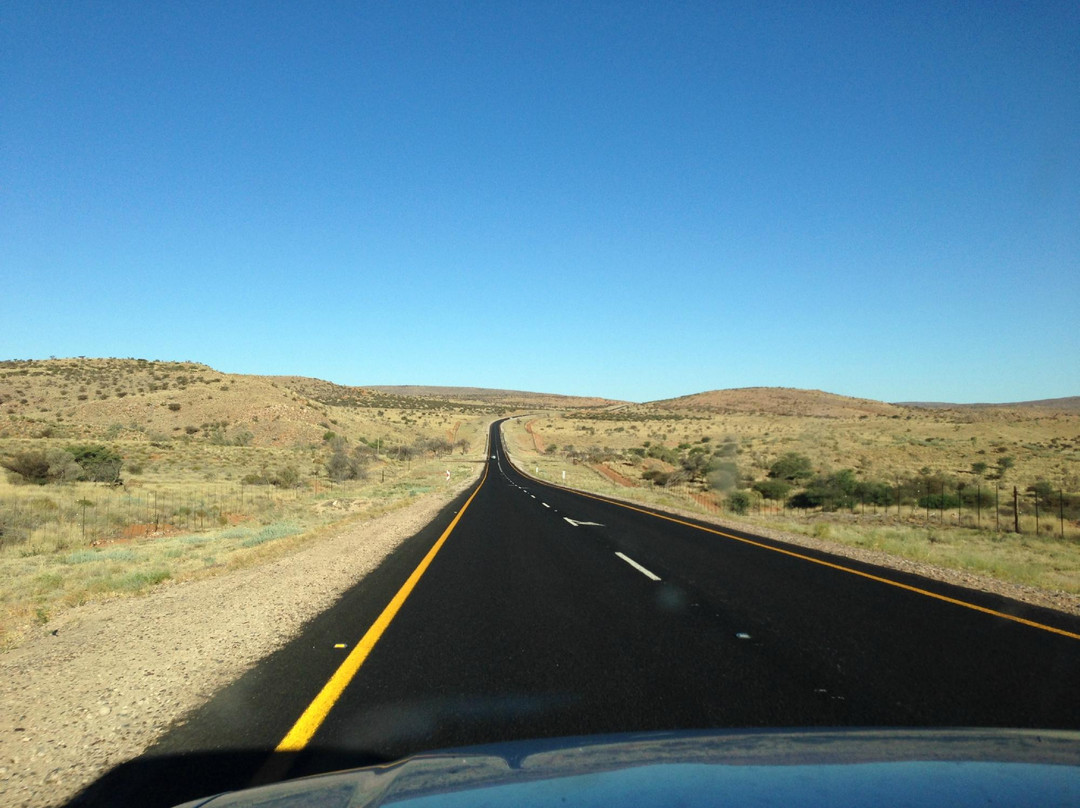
[0,358,346,446]
[0,359,505,447]
[899,396,1080,413]
[363,385,625,410]
[4,359,1072,446]
[647,387,908,418]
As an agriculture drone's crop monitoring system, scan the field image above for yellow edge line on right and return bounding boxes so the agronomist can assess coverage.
[530,473,1080,642]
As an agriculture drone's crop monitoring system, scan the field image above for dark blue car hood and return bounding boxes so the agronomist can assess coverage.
[174,728,1080,808]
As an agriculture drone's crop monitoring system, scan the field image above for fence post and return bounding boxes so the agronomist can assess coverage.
[1013,486,1020,533]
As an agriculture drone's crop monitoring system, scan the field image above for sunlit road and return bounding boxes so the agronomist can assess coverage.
[70,420,1080,807]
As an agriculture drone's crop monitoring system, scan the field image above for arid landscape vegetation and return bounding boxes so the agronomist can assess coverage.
[2,358,1078,649]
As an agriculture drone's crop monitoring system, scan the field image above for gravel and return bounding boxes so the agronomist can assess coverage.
[0,476,477,808]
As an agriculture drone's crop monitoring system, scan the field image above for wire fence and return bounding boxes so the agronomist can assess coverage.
[661,479,1079,541]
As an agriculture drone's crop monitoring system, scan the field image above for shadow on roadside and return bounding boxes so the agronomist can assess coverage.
[63,746,389,808]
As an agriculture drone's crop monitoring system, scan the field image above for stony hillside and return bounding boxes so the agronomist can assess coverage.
[0,359,501,447]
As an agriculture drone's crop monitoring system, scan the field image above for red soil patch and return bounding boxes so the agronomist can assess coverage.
[590,463,639,488]
[525,419,546,453]
[688,491,721,513]
[89,523,184,546]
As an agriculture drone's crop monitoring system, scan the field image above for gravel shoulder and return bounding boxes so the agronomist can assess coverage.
[0,474,479,808]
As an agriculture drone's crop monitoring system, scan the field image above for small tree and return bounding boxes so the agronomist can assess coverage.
[996,456,1015,480]
[68,445,123,483]
[768,452,814,483]
[1026,480,1054,508]
[47,448,82,483]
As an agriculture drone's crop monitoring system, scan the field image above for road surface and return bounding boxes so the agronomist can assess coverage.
[69,419,1080,806]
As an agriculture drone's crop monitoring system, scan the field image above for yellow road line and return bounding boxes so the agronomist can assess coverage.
[274,464,489,753]
[531,475,1080,642]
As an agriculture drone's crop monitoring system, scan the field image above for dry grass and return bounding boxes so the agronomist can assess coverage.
[0,445,487,647]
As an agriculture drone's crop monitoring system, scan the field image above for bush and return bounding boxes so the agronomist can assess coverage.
[47,448,83,482]
[854,480,894,507]
[1,450,53,484]
[727,491,751,515]
[168,402,182,411]
[641,469,670,486]
[753,479,791,501]
[706,460,739,493]
[273,466,300,488]
[68,445,123,483]
[325,444,373,482]
[645,444,679,464]
[918,492,960,510]
[768,452,814,482]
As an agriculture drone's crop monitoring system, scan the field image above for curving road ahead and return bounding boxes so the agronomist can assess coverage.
[69,419,1080,807]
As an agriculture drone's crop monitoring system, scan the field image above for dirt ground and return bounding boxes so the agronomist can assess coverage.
[0,474,479,808]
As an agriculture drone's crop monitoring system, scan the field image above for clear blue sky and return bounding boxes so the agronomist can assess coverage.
[3,2,1077,403]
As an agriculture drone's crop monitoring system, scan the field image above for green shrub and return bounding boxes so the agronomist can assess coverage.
[768,452,814,482]
[727,491,751,514]
[67,444,123,483]
[641,469,670,486]
[753,479,791,500]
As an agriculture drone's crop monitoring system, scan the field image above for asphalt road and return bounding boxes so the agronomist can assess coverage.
[69,419,1080,807]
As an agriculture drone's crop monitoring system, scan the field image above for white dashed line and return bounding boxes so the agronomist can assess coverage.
[615,552,661,581]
